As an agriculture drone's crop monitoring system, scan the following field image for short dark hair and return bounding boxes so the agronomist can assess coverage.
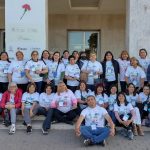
[68,55,75,61]
[26,83,37,93]
[44,84,52,93]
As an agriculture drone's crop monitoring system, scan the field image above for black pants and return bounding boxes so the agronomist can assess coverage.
[54,109,77,122]
[105,81,118,94]
[67,85,77,93]
[0,82,8,93]
[36,107,48,116]
[116,114,132,130]
[120,81,126,93]
[17,83,28,93]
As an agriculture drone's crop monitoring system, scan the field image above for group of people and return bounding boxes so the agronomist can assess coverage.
[0,48,149,147]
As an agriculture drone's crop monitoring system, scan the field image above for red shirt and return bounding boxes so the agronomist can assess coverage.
[0,89,23,108]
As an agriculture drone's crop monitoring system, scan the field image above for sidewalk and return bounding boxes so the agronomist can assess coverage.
[0,129,149,150]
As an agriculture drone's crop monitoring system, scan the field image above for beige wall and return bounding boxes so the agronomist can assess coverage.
[0,9,5,29]
[49,14,126,59]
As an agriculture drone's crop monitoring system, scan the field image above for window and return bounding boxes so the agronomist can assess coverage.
[68,30,100,54]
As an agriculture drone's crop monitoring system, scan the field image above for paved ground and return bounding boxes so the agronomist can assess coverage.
[0,129,149,150]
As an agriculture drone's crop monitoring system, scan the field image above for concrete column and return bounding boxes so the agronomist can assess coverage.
[126,0,150,58]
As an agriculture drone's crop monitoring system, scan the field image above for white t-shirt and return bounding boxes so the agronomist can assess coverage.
[117,58,130,81]
[81,61,103,85]
[114,103,133,115]
[8,60,28,84]
[47,61,65,85]
[39,92,54,108]
[126,94,138,107]
[138,92,149,103]
[43,59,52,66]
[138,58,150,77]
[81,105,108,127]
[0,60,10,82]
[105,61,116,81]
[22,92,39,108]
[65,64,80,86]
[25,60,47,82]
[51,89,77,113]
[108,94,117,111]
[125,66,146,87]
[95,94,108,105]
[62,58,69,67]
[75,90,88,109]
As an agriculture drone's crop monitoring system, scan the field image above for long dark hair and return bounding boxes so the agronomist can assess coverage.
[95,84,105,97]
[41,50,51,60]
[116,92,128,106]
[103,51,114,62]
[0,52,10,62]
[126,83,137,96]
[77,80,88,92]
[52,51,61,64]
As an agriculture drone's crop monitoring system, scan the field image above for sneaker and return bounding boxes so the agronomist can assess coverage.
[99,140,106,147]
[83,139,92,146]
[22,121,27,126]
[9,124,16,135]
[42,127,48,135]
[26,126,32,134]
[128,130,134,140]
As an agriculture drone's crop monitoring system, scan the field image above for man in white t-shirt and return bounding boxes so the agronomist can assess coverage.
[75,95,115,146]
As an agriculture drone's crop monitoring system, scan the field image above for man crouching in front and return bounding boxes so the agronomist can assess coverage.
[75,95,115,146]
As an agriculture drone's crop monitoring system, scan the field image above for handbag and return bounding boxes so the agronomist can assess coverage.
[80,61,89,82]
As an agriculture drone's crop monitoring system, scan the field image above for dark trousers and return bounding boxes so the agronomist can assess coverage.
[17,83,28,93]
[67,85,77,93]
[0,82,8,93]
[120,81,127,93]
[29,81,43,93]
[116,114,132,130]
[36,107,48,116]
[54,109,76,122]
[42,108,54,130]
[105,81,118,94]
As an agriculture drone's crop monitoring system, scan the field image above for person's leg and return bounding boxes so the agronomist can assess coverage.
[36,106,47,116]
[80,126,95,142]
[108,110,116,124]
[0,82,9,93]
[42,108,54,130]
[54,109,65,122]
[92,127,110,144]
[35,81,43,93]
[23,108,31,125]
[17,84,28,93]
[66,110,77,121]
[10,108,17,124]
[120,81,126,92]
[67,85,77,93]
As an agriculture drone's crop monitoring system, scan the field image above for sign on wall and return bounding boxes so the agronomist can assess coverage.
[5,0,48,60]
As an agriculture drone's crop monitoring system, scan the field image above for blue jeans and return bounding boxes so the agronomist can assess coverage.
[80,126,110,144]
[108,110,116,124]
[35,81,43,93]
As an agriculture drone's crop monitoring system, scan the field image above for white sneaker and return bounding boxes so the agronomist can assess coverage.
[9,124,16,135]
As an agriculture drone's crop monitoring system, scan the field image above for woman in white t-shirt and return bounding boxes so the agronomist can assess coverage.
[65,55,80,93]
[41,50,52,92]
[22,83,39,134]
[138,48,150,84]
[107,85,117,124]
[0,52,11,93]
[117,50,130,92]
[95,84,108,109]
[81,52,103,91]
[51,81,77,125]
[8,51,28,93]
[101,51,119,94]
[75,81,89,115]
[125,57,146,91]
[36,84,55,134]
[114,92,134,140]
[61,50,69,68]
[47,51,65,92]
[126,83,144,136]
[25,50,48,93]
